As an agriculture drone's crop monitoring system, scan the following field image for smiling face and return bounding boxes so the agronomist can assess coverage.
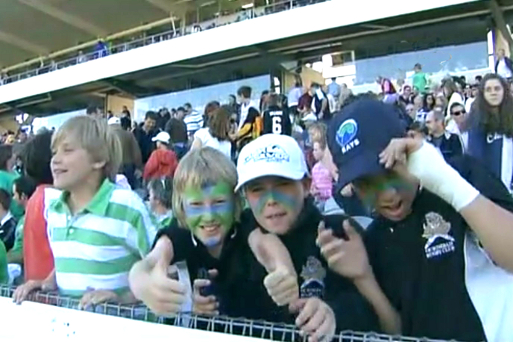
[354,171,417,222]
[51,136,104,191]
[182,181,235,248]
[244,176,308,235]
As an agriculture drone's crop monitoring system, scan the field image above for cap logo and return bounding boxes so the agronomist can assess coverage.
[336,119,360,154]
[244,144,290,164]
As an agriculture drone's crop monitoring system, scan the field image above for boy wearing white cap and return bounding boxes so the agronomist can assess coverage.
[143,132,178,181]
[236,134,378,340]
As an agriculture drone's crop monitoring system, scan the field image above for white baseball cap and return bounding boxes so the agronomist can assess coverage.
[107,117,121,125]
[235,134,308,192]
[152,131,171,144]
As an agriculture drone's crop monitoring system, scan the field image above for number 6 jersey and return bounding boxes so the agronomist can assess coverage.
[263,106,292,136]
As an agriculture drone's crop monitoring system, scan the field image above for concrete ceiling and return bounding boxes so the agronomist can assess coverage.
[0,0,253,68]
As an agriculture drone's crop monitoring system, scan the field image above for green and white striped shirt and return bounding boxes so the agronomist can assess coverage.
[46,179,157,297]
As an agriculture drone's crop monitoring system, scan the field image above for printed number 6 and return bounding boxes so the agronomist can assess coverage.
[272,116,282,134]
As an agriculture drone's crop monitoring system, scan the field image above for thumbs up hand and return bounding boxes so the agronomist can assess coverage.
[249,229,299,307]
[317,220,371,280]
[129,236,187,315]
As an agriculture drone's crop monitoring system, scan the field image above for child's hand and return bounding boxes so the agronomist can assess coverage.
[192,277,219,316]
[290,297,336,342]
[78,289,119,310]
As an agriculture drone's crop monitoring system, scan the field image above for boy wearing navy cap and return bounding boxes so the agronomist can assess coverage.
[319,99,513,341]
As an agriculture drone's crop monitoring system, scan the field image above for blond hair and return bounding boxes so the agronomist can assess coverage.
[51,116,122,182]
[308,122,327,149]
[172,147,241,228]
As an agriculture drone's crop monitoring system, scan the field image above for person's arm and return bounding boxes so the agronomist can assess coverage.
[130,134,143,169]
[318,221,400,334]
[381,138,513,273]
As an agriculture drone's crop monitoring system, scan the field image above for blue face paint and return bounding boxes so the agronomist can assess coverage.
[250,189,300,215]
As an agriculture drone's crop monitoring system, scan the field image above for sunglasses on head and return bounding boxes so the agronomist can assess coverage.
[451,110,465,116]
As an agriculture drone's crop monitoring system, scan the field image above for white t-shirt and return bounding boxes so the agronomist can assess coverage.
[238,100,258,129]
[194,128,232,159]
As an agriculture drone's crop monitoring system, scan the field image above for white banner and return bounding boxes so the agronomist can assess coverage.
[0,297,268,342]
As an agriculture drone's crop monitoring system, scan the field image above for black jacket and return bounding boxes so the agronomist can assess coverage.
[428,132,463,161]
[364,155,513,341]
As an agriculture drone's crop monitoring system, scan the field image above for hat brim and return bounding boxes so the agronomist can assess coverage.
[336,150,386,190]
[235,167,306,192]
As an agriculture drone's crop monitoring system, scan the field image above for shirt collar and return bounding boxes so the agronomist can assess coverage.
[0,211,12,226]
[51,179,115,216]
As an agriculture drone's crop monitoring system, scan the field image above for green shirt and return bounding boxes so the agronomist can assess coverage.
[11,216,24,255]
[0,241,8,284]
[0,170,24,219]
[413,72,427,94]
[47,179,157,297]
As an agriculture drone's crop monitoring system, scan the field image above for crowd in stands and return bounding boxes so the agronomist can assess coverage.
[0,0,327,86]
[0,53,512,342]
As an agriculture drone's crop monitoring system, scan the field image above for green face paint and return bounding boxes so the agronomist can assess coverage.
[183,181,235,246]
[354,173,414,206]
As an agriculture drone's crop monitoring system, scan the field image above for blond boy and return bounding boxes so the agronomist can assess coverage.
[13,116,156,308]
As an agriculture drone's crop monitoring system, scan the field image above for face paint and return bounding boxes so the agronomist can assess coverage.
[250,189,301,215]
[182,181,235,237]
[355,175,414,206]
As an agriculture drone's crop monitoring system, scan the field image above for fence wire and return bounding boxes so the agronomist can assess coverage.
[0,285,458,342]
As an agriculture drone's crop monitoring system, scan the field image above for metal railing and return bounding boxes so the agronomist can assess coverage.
[0,0,327,88]
[0,285,459,342]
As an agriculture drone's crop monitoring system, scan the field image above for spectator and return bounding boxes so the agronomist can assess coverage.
[287,80,303,118]
[446,102,470,151]
[325,98,513,340]
[108,117,143,189]
[237,86,258,129]
[407,121,428,140]
[376,76,397,103]
[143,132,178,181]
[203,101,220,128]
[495,48,513,81]
[311,140,333,211]
[259,90,270,113]
[442,77,464,119]
[327,77,341,100]
[226,95,240,119]
[468,73,513,190]
[0,145,23,219]
[8,176,37,264]
[422,93,435,114]
[465,83,479,113]
[236,106,262,153]
[165,107,188,160]
[0,189,17,251]
[0,241,7,284]
[298,87,313,118]
[133,111,159,164]
[192,107,232,159]
[19,131,56,281]
[77,50,86,64]
[311,83,331,121]
[121,105,131,119]
[412,63,427,94]
[424,109,463,161]
[86,105,104,119]
[147,178,173,229]
[263,94,292,136]
[399,85,413,105]
[183,103,203,139]
[338,83,353,110]
[156,108,171,131]
[13,115,156,305]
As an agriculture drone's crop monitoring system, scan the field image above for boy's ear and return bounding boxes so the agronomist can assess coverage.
[92,160,107,170]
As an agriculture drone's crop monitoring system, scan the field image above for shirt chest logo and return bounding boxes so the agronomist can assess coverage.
[422,212,455,259]
[300,256,326,299]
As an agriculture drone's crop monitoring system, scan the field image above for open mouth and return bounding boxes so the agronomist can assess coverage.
[265,212,287,220]
[381,200,404,217]
[200,224,220,236]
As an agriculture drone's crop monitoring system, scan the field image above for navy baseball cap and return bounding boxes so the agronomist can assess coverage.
[327,99,406,189]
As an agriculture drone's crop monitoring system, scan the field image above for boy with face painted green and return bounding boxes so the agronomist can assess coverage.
[235,134,379,341]
[129,147,299,317]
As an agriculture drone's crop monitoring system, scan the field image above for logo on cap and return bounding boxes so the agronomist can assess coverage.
[244,144,290,164]
[336,119,360,154]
